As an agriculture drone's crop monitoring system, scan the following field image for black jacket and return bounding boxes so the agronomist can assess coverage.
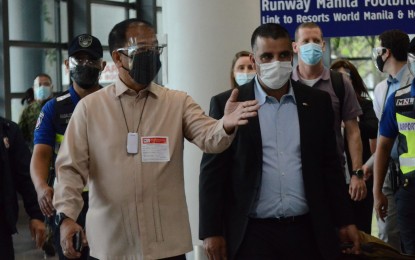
[0,117,43,234]
[199,80,354,260]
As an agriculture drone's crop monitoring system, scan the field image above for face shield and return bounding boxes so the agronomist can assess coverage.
[69,56,103,89]
[117,36,167,85]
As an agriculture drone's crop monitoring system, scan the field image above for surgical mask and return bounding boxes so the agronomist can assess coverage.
[408,53,415,77]
[299,43,323,65]
[127,51,161,85]
[235,73,255,86]
[70,65,101,89]
[257,61,292,90]
[34,85,52,101]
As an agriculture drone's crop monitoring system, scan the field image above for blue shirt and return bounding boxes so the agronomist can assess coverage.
[34,86,80,148]
[250,77,309,218]
[380,79,415,139]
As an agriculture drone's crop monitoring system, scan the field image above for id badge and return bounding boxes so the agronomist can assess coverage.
[127,133,139,154]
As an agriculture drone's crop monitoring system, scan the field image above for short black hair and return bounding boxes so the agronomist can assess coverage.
[250,23,291,52]
[379,29,409,62]
[108,18,154,55]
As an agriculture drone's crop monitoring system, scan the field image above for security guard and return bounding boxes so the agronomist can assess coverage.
[30,33,106,260]
[374,37,415,255]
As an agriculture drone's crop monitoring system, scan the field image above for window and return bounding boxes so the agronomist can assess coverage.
[0,0,145,120]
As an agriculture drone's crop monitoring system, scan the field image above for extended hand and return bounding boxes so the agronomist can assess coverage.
[29,219,46,249]
[36,184,55,217]
[203,236,227,260]
[374,192,388,222]
[223,88,259,134]
[349,176,367,201]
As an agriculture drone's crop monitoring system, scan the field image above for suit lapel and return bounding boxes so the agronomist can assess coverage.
[292,83,312,155]
[238,82,262,160]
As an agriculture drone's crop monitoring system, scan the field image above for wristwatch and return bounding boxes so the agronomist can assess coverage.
[353,169,364,179]
[55,212,69,226]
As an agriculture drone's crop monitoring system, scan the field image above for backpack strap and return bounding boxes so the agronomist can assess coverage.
[330,70,345,118]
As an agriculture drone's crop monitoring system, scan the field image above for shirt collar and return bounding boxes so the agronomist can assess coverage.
[254,76,296,105]
[387,66,406,85]
[292,66,329,82]
[114,77,162,99]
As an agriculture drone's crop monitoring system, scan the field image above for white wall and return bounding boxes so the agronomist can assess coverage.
[162,0,260,255]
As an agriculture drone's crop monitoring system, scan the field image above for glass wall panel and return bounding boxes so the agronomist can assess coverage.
[10,47,59,93]
[91,4,127,45]
[100,51,117,86]
[11,98,25,123]
[129,9,137,18]
[60,1,68,43]
[9,0,59,42]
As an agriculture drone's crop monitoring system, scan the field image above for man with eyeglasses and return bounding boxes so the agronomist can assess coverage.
[31,33,106,260]
[52,18,259,260]
[365,29,412,251]
[373,37,415,256]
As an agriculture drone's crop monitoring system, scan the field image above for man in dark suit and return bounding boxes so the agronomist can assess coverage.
[199,23,361,260]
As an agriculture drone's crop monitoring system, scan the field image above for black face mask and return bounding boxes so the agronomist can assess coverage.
[128,51,161,85]
[376,55,388,73]
[70,65,101,89]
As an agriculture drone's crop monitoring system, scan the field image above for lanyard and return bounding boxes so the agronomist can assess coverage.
[119,93,149,134]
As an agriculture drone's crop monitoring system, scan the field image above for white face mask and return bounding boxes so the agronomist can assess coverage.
[235,73,255,86]
[257,61,292,90]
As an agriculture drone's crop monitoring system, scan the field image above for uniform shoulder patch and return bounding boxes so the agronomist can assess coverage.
[35,111,44,130]
[56,93,71,102]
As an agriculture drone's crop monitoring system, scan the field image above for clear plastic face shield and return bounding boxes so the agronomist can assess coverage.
[408,52,415,77]
[117,35,167,85]
[68,56,103,70]
[68,55,103,89]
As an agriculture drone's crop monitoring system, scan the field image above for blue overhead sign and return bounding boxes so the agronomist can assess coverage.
[260,0,415,38]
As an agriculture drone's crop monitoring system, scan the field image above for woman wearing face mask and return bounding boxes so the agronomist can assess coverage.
[230,51,256,89]
[18,73,54,152]
[330,59,378,235]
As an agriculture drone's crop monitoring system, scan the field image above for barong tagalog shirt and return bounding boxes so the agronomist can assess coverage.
[53,78,235,260]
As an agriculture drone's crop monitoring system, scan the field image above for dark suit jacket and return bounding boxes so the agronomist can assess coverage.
[199,80,354,260]
[0,117,43,235]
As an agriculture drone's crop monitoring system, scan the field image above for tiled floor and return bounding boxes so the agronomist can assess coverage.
[13,200,58,260]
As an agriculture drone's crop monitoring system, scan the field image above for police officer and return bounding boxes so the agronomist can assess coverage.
[374,37,415,255]
[30,33,106,260]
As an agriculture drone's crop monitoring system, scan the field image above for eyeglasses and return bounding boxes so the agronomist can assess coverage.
[372,47,387,58]
[117,44,166,58]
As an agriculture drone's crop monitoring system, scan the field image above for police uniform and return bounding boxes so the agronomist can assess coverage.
[34,85,89,259]
[380,80,415,254]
